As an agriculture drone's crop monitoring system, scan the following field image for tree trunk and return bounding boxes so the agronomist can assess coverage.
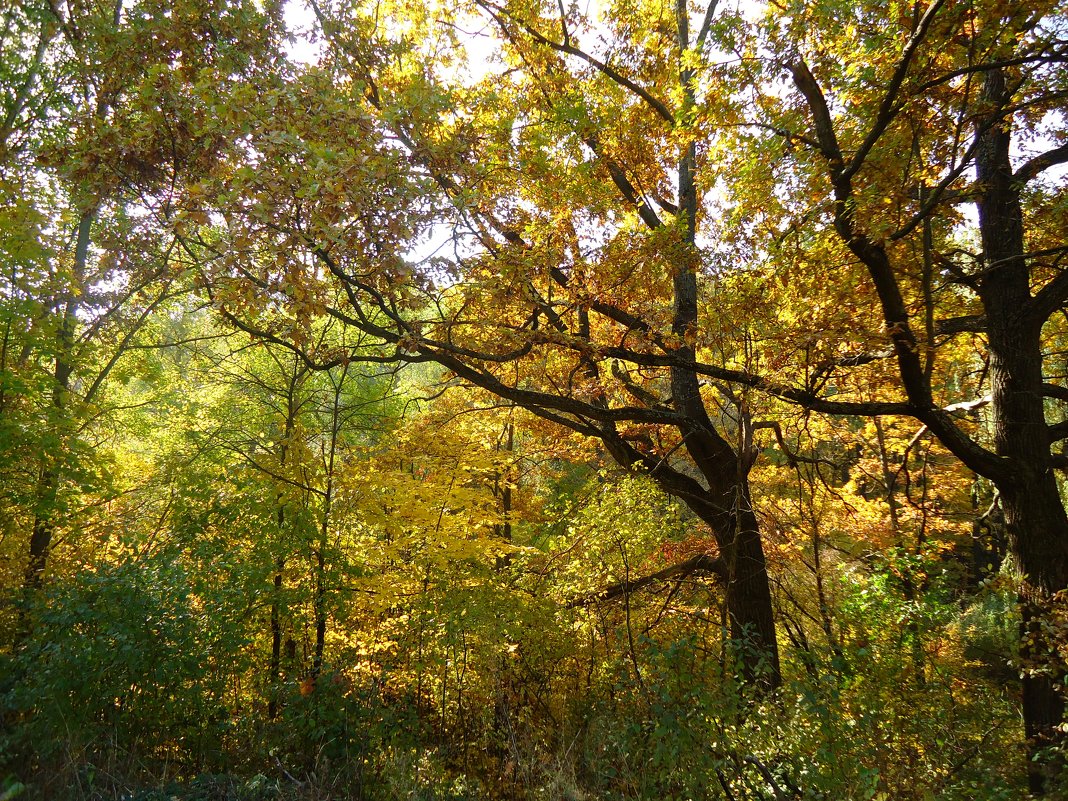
[977,65,1068,795]
[1000,480,1068,795]
[312,514,328,679]
[703,478,780,688]
[23,468,59,594]
[19,209,91,635]
[988,405,1068,793]
[670,57,780,688]
[268,553,285,720]
[268,359,304,716]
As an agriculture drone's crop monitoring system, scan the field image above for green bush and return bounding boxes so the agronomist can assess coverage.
[1,554,246,794]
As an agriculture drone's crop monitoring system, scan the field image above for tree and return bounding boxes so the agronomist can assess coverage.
[1,0,284,633]
[200,0,783,688]
[180,0,1068,786]
[739,2,1068,791]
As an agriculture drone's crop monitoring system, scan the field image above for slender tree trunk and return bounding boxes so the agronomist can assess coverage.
[268,548,285,720]
[23,315,75,595]
[24,468,60,594]
[494,418,513,570]
[874,419,926,684]
[313,545,326,678]
[268,363,302,718]
[312,366,344,679]
[311,473,329,680]
[19,0,121,607]
[20,210,91,620]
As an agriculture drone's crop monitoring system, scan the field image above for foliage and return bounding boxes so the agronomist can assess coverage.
[4,0,1068,798]
[1,553,244,793]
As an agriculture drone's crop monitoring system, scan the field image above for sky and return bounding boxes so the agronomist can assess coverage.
[283,1,325,65]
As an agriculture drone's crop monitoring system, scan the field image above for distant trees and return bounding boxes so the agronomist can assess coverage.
[0,0,283,629]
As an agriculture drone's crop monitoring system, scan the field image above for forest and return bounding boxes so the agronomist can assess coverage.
[2,0,1068,798]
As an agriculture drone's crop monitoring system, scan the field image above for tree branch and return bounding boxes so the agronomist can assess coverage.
[694,0,720,54]
[476,0,676,125]
[1015,142,1068,185]
[584,134,665,230]
[567,552,724,607]
[841,0,947,182]
[1028,270,1068,326]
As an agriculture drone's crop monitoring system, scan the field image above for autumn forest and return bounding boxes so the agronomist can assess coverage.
[2,0,1068,798]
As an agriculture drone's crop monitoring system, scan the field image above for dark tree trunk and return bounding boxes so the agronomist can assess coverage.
[976,66,1068,795]
[600,423,781,689]
[669,72,780,688]
[268,553,285,720]
[697,474,780,688]
[312,545,326,678]
[19,211,90,636]
[268,361,304,716]
[720,498,780,686]
[999,476,1068,794]
[23,468,59,594]
[23,339,73,596]
[788,20,1068,796]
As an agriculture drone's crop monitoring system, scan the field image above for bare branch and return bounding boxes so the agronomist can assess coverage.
[584,133,665,229]
[1029,270,1068,325]
[694,0,720,54]
[567,552,724,607]
[1015,142,1068,185]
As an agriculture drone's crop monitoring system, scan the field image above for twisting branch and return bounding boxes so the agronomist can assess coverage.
[790,54,1008,482]
[1015,142,1068,185]
[751,421,834,469]
[1028,269,1068,326]
[789,59,844,168]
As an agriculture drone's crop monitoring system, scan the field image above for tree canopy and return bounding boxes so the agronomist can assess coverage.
[2,0,1068,798]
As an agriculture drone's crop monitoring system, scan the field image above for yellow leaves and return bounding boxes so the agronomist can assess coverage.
[332,409,513,601]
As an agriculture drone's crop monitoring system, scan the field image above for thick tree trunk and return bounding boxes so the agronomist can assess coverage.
[698,475,780,688]
[663,408,780,687]
[988,400,1068,794]
[977,66,1068,795]
[721,499,780,686]
[999,480,1068,794]
[600,427,781,688]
